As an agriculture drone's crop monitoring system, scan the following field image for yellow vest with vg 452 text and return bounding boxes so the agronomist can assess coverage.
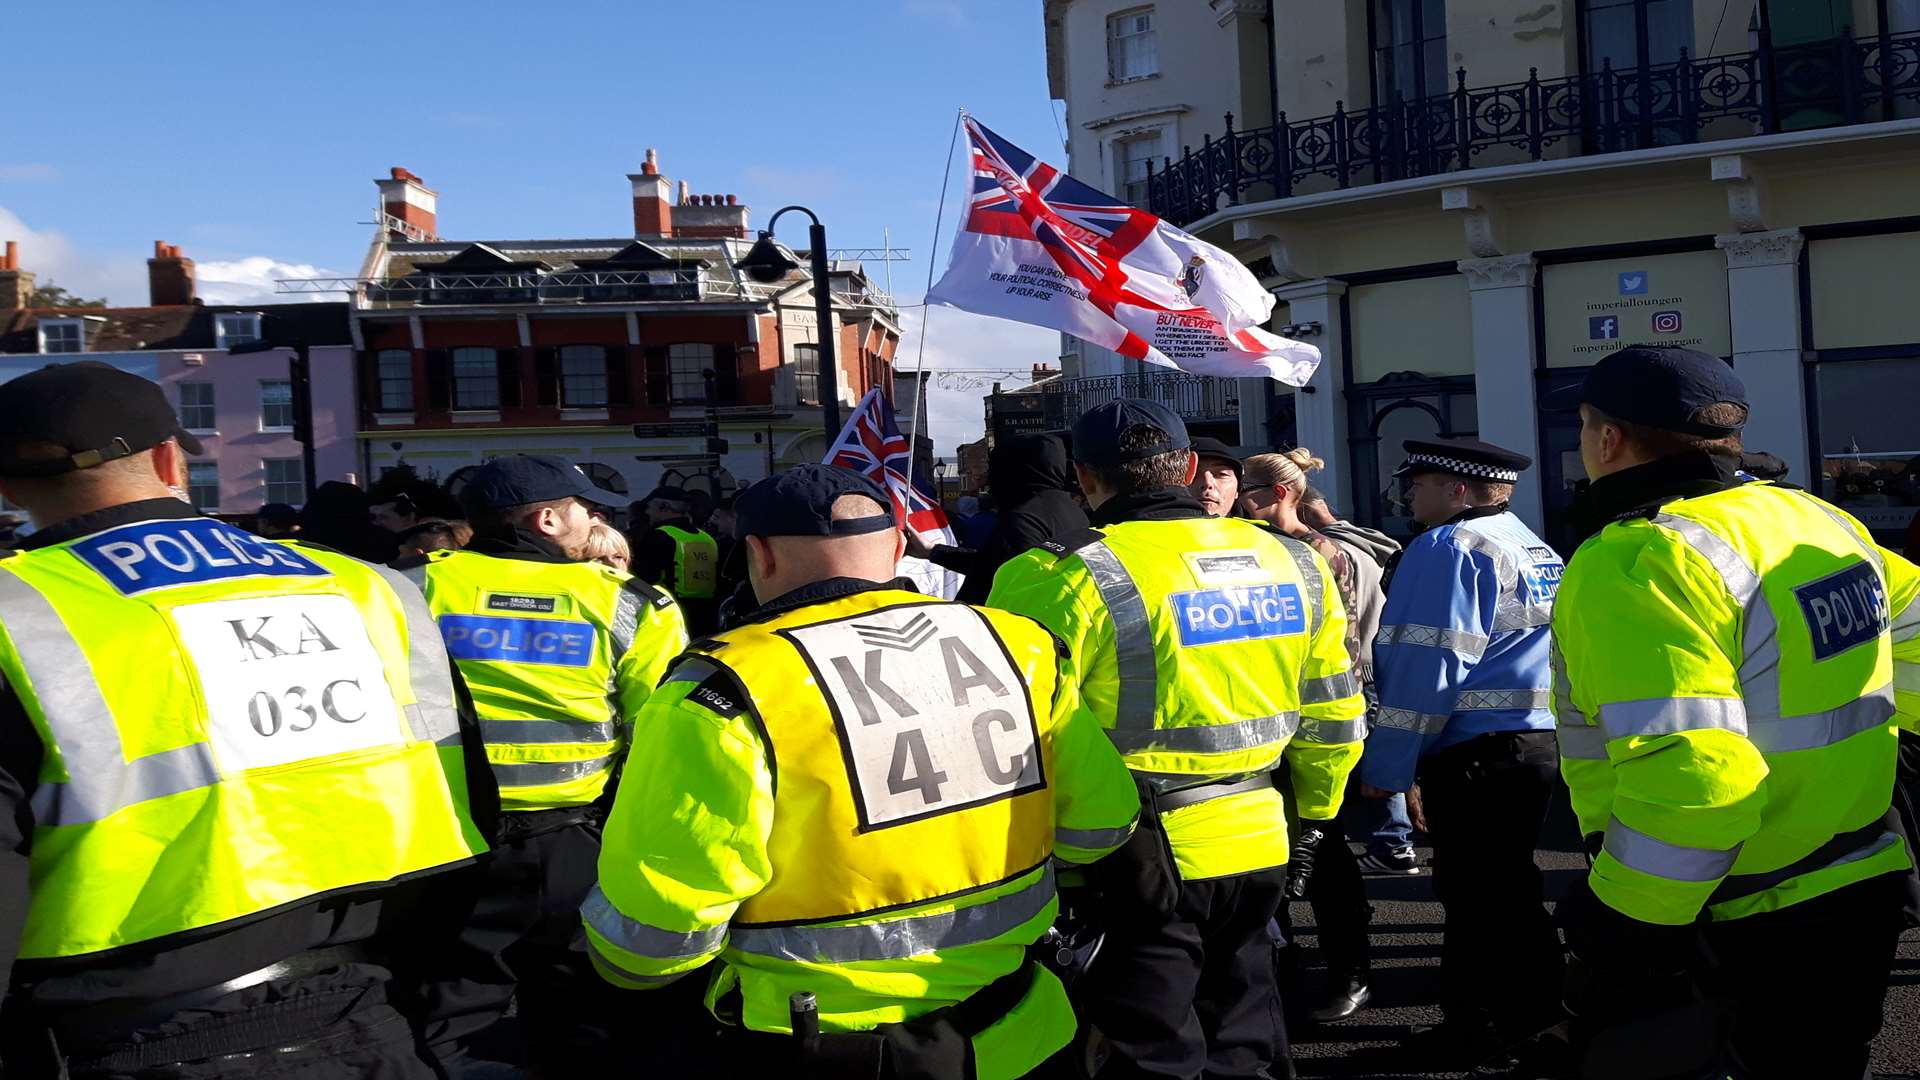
[694,589,1058,927]
[0,512,487,962]
[659,526,718,600]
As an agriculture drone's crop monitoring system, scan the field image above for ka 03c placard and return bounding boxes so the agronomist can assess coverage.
[170,593,408,773]
[781,604,1047,831]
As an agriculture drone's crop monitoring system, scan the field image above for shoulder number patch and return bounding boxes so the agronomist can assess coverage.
[781,604,1046,831]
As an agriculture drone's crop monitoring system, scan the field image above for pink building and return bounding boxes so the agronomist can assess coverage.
[0,241,357,512]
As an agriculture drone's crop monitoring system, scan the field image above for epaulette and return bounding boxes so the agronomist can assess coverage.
[620,576,676,610]
[1039,526,1105,561]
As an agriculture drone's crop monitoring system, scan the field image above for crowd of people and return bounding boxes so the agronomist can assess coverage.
[0,347,1913,1080]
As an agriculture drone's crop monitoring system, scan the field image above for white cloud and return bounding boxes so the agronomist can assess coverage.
[196,257,346,305]
[896,302,1060,457]
[0,164,58,181]
[0,206,342,306]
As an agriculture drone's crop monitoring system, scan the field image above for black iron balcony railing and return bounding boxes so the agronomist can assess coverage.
[988,371,1240,438]
[1148,28,1920,227]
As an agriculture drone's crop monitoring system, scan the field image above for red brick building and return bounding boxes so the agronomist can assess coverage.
[336,153,900,498]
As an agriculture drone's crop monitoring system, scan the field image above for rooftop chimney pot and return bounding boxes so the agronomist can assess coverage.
[148,241,196,306]
[643,148,660,177]
[3,241,16,270]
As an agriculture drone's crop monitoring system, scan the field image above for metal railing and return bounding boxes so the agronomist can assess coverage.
[1149,28,1920,226]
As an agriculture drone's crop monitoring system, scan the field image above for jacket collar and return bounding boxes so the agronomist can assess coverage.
[19,497,198,550]
[464,529,574,563]
[741,575,916,625]
[1569,451,1740,542]
[1090,487,1208,526]
[1440,503,1509,527]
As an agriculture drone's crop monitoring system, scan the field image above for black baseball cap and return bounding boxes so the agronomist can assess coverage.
[1191,437,1242,475]
[0,362,204,477]
[1071,398,1191,466]
[458,455,626,516]
[733,464,895,540]
[1554,345,1748,436]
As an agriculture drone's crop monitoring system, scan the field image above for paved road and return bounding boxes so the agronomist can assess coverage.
[1282,845,1920,1079]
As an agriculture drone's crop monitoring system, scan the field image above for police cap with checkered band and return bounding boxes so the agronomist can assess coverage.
[1393,437,1533,484]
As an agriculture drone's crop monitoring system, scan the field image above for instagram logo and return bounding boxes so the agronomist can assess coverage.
[1652,310,1684,334]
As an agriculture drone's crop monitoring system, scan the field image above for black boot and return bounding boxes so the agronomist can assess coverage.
[1308,970,1371,1023]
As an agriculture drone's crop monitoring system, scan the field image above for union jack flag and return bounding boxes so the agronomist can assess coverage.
[824,388,950,538]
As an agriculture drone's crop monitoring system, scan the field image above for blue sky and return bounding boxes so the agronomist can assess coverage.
[0,0,1065,451]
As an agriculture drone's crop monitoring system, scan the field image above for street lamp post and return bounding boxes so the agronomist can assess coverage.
[230,312,316,501]
[733,206,842,441]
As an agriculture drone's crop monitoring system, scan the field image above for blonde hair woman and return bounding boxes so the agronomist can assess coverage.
[1237,446,1360,672]
[581,520,631,572]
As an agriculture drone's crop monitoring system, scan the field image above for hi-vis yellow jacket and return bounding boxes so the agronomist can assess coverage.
[988,514,1367,881]
[584,584,1140,1080]
[408,548,685,811]
[0,510,488,961]
[1555,481,1920,926]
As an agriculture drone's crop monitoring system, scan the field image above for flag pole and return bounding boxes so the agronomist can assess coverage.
[904,108,965,510]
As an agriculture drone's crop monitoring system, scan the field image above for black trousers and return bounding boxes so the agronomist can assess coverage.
[420,818,692,1075]
[1699,871,1904,1080]
[55,966,435,1080]
[1081,869,1289,1080]
[1416,730,1565,1037]
[1271,773,1372,982]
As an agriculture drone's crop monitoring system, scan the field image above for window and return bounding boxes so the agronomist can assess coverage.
[39,319,83,354]
[263,458,306,506]
[186,461,220,511]
[560,345,610,407]
[215,313,262,348]
[178,382,216,431]
[1814,356,1920,542]
[1372,0,1449,105]
[669,343,713,403]
[376,349,413,411]
[1114,133,1162,207]
[260,380,294,431]
[793,344,821,405]
[1106,8,1157,82]
[452,347,500,409]
[1581,0,1692,72]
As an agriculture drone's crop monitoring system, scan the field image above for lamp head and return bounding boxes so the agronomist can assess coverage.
[734,231,799,284]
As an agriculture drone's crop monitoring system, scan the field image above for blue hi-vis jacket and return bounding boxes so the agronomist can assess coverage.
[1361,508,1562,791]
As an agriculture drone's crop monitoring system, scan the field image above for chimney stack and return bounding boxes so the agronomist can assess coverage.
[673,187,750,240]
[629,148,674,238]
[148,241,197,306]
[376,167,439,241]
[0,241,34,313]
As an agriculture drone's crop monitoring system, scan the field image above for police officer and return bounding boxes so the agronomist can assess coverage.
[584,464,1140,1079]
[989,401,1367,1080]
[0,364,492,1077]
[404,455,686,1074]
[631,484,721,634]
[1553,346,1920,1078]
[1359,437,1565,1061]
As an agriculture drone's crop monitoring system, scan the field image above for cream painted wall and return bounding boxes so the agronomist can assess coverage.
[1766,160,1920,228]
[1349,275,1474,381]
[1809,233,1920,349]
[1443,0,1579,86]
[1271,3,1368,120]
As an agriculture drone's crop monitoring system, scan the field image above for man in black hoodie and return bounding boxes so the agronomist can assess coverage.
[909,433,1087,603]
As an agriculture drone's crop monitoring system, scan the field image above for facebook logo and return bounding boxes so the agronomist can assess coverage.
[1588,315,1620,340]
[1618,271,1649,295]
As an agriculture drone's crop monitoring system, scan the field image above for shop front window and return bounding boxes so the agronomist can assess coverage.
[1814,356,1920,545]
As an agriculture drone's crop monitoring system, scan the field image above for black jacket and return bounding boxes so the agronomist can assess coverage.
[930,434,1089,604]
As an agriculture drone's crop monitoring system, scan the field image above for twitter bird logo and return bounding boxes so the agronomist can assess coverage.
[1618,271,1649,295]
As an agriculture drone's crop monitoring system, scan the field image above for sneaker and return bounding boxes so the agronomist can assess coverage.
[1357,848,1422,875]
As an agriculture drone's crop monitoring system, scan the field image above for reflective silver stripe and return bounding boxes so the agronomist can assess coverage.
[1375,623,1490,658]
[1106,711,1298,755]
[1374,706,1450,735]
[610,583,644,662]
[1456,688,1554,711]
[1491,604,1554,632]
[1074,541,1158,731]
[664,657,722,686]
[729,864,1057,963]
[481,719,620,745]
[1752,687,1894,753]
[1603,817,1741,883]
[1599,697,1748,741]
[399,563,429,591]
[580,884,726,960]
[491,755,615,787]
[0,570,220,826]
[1272,533,1326,639]
[1157,773,1273,811]
[1300,671,1359,705]
[1892,602,1920,645]
[1898,664,1920,694]
[1654,514,1785,726]
[1550,639,1583,727]
[1295,716,1367,744]
[1452,524,1521,591]
[370,563,463,747]
[1055,818,1137,851]
[1556,722,1610,760]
